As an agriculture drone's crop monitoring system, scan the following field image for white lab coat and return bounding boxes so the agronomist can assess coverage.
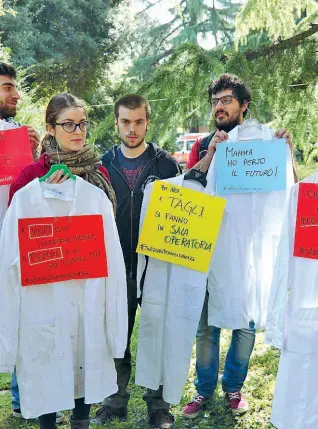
[0,185,9,230]
[265,172,318,429]
[136,175,208,405]
[0,177,128,418]
[205,125,294,329]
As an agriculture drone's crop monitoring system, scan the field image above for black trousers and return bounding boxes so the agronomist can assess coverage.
[103,275,169,411]
[38,398,90,429]
[103,275,138,407]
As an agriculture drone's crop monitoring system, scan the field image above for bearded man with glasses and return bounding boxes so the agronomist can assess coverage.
[185,73,294,175]
[182,74,296,419]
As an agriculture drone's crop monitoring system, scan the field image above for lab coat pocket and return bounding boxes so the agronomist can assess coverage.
[285,306,318,354]
[28,322,58,365]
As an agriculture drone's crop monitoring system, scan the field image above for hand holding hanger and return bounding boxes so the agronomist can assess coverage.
[39,140,76,183]
[207,129,229,157]
[44,169,70,184]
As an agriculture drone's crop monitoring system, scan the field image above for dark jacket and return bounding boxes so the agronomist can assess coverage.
[101,143,181,279]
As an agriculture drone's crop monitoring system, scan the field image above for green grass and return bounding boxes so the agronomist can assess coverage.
[1,162,316,428]
[0,321,278,429]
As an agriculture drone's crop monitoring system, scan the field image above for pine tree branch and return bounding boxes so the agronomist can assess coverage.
[244,23,318,60]
[152,21,318,66]
[156,22,183,52]
[137,0,162,15]
[151,48,174,66]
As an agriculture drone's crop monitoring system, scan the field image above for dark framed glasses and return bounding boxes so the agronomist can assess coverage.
[211,95,238,107]
[55,121,90,133]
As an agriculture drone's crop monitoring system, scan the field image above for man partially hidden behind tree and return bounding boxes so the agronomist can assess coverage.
[91,94,181,429]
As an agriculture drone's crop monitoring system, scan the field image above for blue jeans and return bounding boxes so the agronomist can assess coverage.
[11,368,20,410]
[195,292,256,397]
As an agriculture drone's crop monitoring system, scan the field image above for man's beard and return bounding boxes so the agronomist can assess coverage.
[214,113,240,133]
[121,135,145,149]
[0,102,17,119]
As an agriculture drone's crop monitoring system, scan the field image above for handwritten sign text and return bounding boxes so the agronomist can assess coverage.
[18,215,108,286]
[294,182,318,260]
[137,181,226,272]
[216,140,286,194]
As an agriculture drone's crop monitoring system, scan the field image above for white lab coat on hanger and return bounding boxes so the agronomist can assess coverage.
[136,175,208,405]
[0,177,128,418]
[265,172,318,429]
[205,124,294,329]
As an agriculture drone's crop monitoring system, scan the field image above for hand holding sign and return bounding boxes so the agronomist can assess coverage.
[208,129,229,157]
[25,125,40,152]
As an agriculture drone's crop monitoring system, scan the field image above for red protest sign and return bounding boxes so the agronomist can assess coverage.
[18,215,108,286]
[293,182,318,260]
[0,126,33,186]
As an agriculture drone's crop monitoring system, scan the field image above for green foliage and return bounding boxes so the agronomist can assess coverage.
[0,41,10,63]
[0,0,123,97]
[233,0,318,160]
[138,43,225,142]
[297,160,318,178]
[114,0,318,161]
[236,0,318,43]
[129,0,240,79]
[0,47,45,134]
[15,75,46,133]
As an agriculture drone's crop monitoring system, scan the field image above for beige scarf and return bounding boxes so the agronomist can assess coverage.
[43,137,117,214]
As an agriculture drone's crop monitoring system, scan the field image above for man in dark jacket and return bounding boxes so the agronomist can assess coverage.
[92,94,181,429]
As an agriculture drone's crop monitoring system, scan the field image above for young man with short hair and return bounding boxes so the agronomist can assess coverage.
[92,94,181,429]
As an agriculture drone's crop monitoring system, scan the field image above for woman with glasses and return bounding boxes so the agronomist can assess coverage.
[8,92,118,429]
[9,92,116,212]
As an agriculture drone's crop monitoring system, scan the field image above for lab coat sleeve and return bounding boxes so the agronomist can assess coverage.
[136,181,155,297]
[265,186,296,349]
[102,195,128,358]
[0,197,20,372]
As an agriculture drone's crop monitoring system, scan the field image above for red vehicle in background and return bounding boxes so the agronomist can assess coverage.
[171,133,208,166]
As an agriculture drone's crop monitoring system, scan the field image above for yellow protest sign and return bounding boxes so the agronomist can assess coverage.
[137,181,226,272]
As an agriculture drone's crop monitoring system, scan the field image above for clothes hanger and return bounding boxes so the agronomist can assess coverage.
[237,104,263,141]
[39,139,76,182]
